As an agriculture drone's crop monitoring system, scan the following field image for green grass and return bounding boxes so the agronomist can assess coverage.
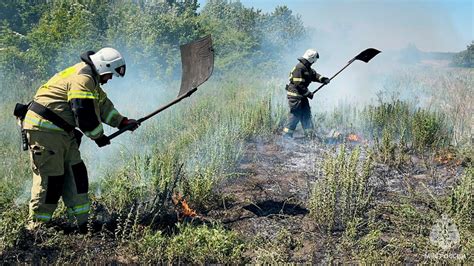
[0,66,472,263]
[309,145,374,232]
[92,77,281,213]
[132,223,245,264]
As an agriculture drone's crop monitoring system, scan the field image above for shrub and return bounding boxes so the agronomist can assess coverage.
[361,99,411,141]
[448,167,473,226]
[309,145,374,232]
[0,206,28,252]
[133,228,167,263]
[166,223,245,264]
[412,109,450,151]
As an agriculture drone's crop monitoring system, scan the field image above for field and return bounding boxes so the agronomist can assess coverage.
[0,65,472,263]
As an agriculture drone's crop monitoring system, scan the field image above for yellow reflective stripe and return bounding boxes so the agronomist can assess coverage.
[287,91,300,97]
[288,67,296,79]
[67,90,98,101]
[104,109,119,124]
[74,205,90,215]
[33,212,52,221]
[24,114,63,131]
[84,124,103,138]
[39,66,77,94]
[292,77,305,82]
[58,66,76,78]
[69,203,90,215]
[283,127,294,133]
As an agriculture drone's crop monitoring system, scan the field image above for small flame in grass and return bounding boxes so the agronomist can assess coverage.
[347,133,361,142]
[172,193,197,218]
[435,151,461,165]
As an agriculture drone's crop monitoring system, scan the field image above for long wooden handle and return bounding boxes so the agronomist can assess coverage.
[107,87,198,140]
[312,59,354,94]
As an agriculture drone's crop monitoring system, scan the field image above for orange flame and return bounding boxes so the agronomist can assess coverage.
[435,152,457,165]
[434,149,464,166]
[180,198,197,217]
[347,133,361,142]
[172,193,197,217]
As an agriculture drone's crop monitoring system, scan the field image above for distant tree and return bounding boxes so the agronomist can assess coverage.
[452,41,474,68]
[0,1,49,78]
[26,1,106,77]
[200,0,262,71]
[200,1,307,73]
[107,0,203,81]
[257,5,307,70]
[0,0,49,36]
[0,0,307,83]
[399,43,422,64]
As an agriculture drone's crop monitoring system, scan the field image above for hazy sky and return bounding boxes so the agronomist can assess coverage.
[198,0,473,52]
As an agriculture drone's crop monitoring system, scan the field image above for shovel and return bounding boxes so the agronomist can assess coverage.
[107,35,214,140]
[312,48,381,95]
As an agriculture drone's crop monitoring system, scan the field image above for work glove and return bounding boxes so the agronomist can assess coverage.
[119,117,140,131]
[321,77,330,85]
[94,135,110,148]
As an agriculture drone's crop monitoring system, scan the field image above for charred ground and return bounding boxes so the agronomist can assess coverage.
[1,131,471,263]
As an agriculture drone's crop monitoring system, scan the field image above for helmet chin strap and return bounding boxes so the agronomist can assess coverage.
[99,73,113,85]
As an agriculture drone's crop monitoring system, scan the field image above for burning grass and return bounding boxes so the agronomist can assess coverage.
[172,193,197,218]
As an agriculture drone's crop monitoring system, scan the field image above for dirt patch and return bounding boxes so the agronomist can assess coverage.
[207,135,466,262]
[242,200,309,217]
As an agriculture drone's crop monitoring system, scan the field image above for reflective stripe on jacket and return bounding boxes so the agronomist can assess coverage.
[287,57,324,98]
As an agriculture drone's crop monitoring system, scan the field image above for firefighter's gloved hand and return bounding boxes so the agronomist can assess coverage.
[119,117,140,131]
[321,77,330,84]
[94,135,110,147]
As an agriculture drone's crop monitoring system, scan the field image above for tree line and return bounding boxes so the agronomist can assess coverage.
[0,0,307,86]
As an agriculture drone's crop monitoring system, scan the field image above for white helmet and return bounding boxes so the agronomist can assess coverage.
[302,49,319,64]
[90,47,126,77]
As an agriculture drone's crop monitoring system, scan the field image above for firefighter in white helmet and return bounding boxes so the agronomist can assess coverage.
[17,47,139,232]
[283,49,330,138]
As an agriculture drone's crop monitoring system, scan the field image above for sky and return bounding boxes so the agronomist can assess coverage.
[198,0,473,52]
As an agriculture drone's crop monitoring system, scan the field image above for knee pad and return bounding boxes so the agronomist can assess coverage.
[71,162,88,194]
[45,174,65,204]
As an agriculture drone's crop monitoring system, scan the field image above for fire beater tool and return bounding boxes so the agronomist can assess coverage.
[107,35,214,140]
[312,48,381,95]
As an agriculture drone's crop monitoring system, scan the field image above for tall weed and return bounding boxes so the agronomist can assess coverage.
[309,145,374,232]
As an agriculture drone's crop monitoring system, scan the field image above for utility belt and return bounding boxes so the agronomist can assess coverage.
[13,101,82,150]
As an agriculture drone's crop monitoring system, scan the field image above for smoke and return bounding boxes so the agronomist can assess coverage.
[81,57,181,181]
[247,0,473,110]
[7,0,472,186]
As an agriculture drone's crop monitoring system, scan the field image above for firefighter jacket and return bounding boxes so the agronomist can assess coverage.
[23,52,125,140]
[286,57,325,98]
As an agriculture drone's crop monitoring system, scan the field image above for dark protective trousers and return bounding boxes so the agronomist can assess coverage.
[283,97,313,136]
[27,130,90,225]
